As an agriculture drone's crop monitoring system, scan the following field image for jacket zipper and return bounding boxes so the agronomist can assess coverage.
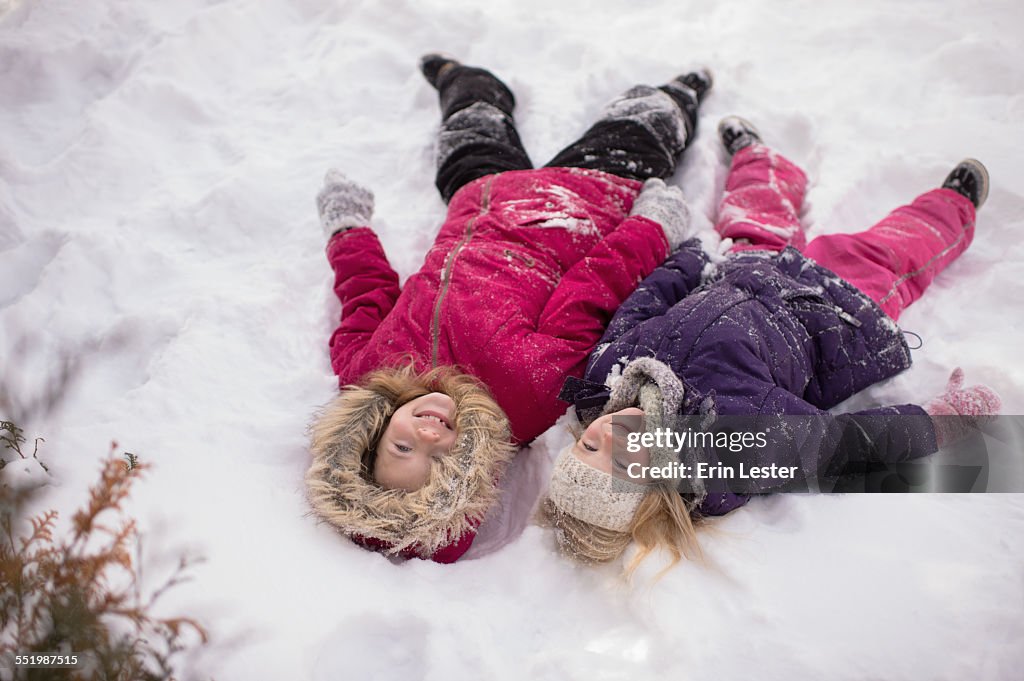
[782,288,863,328]
[431,177,493,367]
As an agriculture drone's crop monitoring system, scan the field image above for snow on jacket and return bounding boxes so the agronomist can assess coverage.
[560,239,939,515]
[327,166,671,444]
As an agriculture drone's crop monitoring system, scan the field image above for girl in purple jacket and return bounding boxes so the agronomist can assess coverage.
[540,116,1001,575]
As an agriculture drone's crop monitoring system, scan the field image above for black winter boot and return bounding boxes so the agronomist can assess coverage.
[942,159,989,209]
[420,53,460,89]
[659,68,713,139]
[718,116,762,156]
[671,69,713,104]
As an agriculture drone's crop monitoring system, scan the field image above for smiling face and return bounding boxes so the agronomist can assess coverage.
[572,407,651,480]
[373,392,458,492]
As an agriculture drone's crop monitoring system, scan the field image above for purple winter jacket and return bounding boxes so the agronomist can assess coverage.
[560,239,939,515]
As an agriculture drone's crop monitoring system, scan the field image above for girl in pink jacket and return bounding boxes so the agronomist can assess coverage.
[306,55,712,562]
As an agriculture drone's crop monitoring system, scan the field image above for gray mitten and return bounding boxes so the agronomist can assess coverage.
[317,169,375,238]
[629,178,691,250]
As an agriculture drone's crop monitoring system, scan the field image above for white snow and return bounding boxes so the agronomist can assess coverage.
[2,0,1023,679]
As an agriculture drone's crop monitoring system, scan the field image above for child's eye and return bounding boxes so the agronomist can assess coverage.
[581,441,598,452]
[613,459,628,471]
[395,444,412,453]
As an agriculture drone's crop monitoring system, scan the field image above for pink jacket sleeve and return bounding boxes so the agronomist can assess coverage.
[508,215,670,435]
[536,215,670,350]
[326,227,401,379]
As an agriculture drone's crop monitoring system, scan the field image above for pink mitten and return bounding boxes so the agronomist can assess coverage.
[923,368,1001,447]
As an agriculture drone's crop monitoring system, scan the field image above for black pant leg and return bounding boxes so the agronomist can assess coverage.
[545,84,697,182]
[433,66,532,203]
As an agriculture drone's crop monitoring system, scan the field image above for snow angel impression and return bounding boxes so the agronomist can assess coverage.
[540,116,1001,576]
[306,55,714,562]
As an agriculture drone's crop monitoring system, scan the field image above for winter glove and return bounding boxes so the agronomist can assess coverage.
[923,368,1001,447]
[317,169,374,238]
[629,178,692,250]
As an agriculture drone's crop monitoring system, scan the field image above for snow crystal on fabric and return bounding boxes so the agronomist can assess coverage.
[436,101,517,169]
[597,85,688,153]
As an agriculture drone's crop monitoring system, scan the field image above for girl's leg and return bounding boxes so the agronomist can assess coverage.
[803,188,976,320]
[544,72,710,181]
[432,63,533,203]
[716,143,809,252]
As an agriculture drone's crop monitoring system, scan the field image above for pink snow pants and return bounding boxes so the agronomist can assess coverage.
[717,144,977,321]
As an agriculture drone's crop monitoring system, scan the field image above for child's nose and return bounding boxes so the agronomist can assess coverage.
[601,423,626,450]
[417,427,442,443]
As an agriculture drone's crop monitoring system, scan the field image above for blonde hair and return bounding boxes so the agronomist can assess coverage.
[306,362,516,556]
[539,484,702,579]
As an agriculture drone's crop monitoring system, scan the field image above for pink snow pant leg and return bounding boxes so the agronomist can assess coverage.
[716,144,809,252]
[803,189,976,321]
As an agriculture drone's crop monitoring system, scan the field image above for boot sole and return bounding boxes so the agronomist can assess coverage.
[960,158,990,209]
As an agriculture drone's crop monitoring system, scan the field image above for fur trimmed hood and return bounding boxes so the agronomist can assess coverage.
[305,384,516,559]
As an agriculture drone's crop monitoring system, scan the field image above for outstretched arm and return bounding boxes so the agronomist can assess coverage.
[317,170,401,378]
[536,178,692,350]
[697,395,933,516]
[800,368,1000,477]
[721,382,939,494]
[706,370,1000,504]
[326,228,401,377]
[535,213,669,349]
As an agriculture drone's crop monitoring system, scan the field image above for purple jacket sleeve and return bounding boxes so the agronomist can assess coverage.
[699,392,937,515]
[746,384,938,489]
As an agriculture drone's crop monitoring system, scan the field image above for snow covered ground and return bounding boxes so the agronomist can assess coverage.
[2,0,1023,679]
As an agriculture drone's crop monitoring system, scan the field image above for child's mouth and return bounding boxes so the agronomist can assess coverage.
[416,411,453,430]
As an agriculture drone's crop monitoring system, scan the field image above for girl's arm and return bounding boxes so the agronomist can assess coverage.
[700,371,999,511]
[501,215,670,443]
[535,178,692,348]
[534,214,670,350]
[507,182,692,441]
[759,368,1000,483]
[316,170,402,378]
[722,384,939,493]
[326,227,401,378]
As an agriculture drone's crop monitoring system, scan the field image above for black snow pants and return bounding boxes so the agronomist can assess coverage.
[433,64,704,203]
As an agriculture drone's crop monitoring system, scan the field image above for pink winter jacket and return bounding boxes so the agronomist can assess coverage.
[328,167,671,445]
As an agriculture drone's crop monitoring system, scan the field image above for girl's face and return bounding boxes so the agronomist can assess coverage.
[572,407,651,480]
[374,392,457,491]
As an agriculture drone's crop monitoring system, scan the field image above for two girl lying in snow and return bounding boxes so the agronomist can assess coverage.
[304,56,999,572]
